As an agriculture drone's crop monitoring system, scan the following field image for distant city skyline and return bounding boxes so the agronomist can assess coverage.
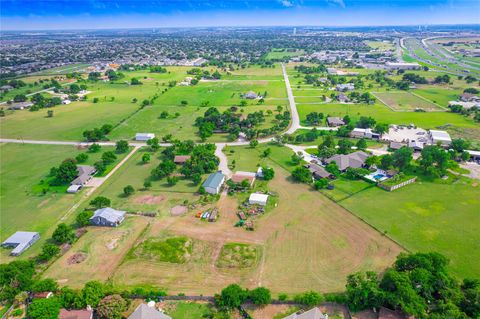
[1,0,479,31]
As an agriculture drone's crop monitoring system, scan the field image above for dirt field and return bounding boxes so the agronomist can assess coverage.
[43,216,150,288]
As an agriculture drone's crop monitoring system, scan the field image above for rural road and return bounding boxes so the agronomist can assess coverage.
[215,143,233,178]
[0,80,77,106]
[281,63,301,134]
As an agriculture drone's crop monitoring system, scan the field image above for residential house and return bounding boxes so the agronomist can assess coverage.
[249,193,269,206]
[59,308,93,319]
[389,141,407,150]
[1,231,40,256]
[324,151,369,172]
[327,117,345,127]
[128,303,172,319]
[305,163,333,179]
[350,128,380,139]
[448,101,480,110]
[460,93,480,102]
[337,93,349,103]
[283,307,327,319]
[90,207,126,227]
[244,91,258,99]
[385,62,421,70]
[71,165,96,186]
[173,155,191,164]
[0,85,14,92]
[8,101,33,110]
[202,171,226,195]
[336,83,355,92]
[135,133,155,141]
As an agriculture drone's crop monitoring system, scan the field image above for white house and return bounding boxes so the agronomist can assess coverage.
[249,193,269,206]
[135,133,155,141]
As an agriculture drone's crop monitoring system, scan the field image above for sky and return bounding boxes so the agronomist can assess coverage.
[1,0,479,30]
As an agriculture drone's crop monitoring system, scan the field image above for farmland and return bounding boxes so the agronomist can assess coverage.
[373,91,445,112]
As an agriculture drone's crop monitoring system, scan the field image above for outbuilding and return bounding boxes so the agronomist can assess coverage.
[135,133,155,141]
[202,171,225,195]
[90,207,126,227]
[249,193,269,206]
[1,231,40,256]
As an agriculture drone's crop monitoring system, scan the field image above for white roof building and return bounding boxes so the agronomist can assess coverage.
[249,193,269,206]
[135,133,155,141]
[1,231,40,256]
[429,130,452,146]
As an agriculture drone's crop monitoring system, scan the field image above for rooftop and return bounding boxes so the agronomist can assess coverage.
[203,171,225,189]
[91,207,126,223]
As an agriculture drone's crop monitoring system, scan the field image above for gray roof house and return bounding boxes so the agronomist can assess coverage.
[90,207,126,227]
[283,307,327,319]
[128,304,171,319]
[8,101,34,110]
[202,171,225,195]
[327,117,345,127]
[244,91,258,99]
[325,151,369,171]
[1,231,40,256]
[71,165,96,186]
[305,163,333,179]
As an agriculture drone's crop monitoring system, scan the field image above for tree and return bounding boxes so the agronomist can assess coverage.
[36,243,60,262]
[76,210,93,227]
[337,139,353,154]
[365,155,380,168]
[80,281,105,308]
[318,146,336,160]
[47,110,54,118]
[346,271,384,312]
[314,178,329,190]
[151,160,176,179]
[97,294,128,319]
[123,185,134,196]
[321,135,335,149]
[130,77,142,85]
[31,279,58,293]
[143,180,152,189]
[249,139,259,148]
[262,148,271,158]
[418,145,449,176]
[375,123,389,135]
[262,167,275,180]
[75,153,88,163]
[215,284,247,310]
[392,146,413,171]
[293,291,324,306]
[102,151,117,164]
[28,298,61,319]
[94,161,106,174]
[53,158,78,185]
[13,94,27,102]
[167,176,179,186]
[90,196,111,209]
[356,116,376,129]
[146,137,160,152]
[88,143,101,153]
[115,140,129,153]
[380,154,394,169]
[249,287,271,305]
[142,153,151,163]
[292,166,312,183]
[356,138,367,150]
[451,138,470,153]
[52,223,75,244]
[291,152,303,165]
[325,161,340,177]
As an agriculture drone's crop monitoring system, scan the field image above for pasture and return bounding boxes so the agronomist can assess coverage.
[0,143,119,262]
[373,91,445,112]
[339,177,480,280]
[265,49,305,60]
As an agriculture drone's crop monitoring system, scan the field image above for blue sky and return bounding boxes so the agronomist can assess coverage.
[1,0,479,30]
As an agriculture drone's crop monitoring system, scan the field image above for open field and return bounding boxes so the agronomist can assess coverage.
[50,144,403,294]
[0,143,121,262]
[373,91,445,112]
[42,216,150,288]
[265,49,305,60]
[338,176,480,279]
[364,40,395,51]
[29,63,91,75]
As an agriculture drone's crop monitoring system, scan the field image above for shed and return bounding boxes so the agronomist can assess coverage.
[173,155,191,164]
[67,184,82,193]
[1,231,40,256]
[135,133,155,141]
[249,193,269,206]
[202,171,225,195]
[231,171,256,186]
[90,207,126,227]
[429,130,451,146]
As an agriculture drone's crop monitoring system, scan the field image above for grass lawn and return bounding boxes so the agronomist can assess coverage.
[319,177,375,202]
[373,91,445,112]
[413,87,462,108]
[265,49,305,60]
[0,143,119,262]
[165,301,214,319]
[364,40,395,51]
[339,177,480,280]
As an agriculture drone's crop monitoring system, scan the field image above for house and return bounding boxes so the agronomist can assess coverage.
[174,155,191,164]
[385,62,421,70]
[71,165,96,187]
[337,93,349,103]
[448,101,480,110]
[202,171,226,194]
[378,307,408,319]
[0,85,14,92]
[305,163,333,179]
[128,303,172,319]
[32,292,54,299]
[192,58,208,66]
[389,141,407,150]
[1,231,40,256]
[336,83,354,92]
[429,130,452,146]
[244,91,258,99]
[59,308,93,319]
[325,151,369,171]
[231,171,256,186]
[90,207,126,227]
[350,128,380,139]
[327,117,345,127]
[135,133,155,141]
[460,93,480,102]
[249,193,269,206]
[8,101,33,110]
[283,307,327,319]
[327,67,338,75]
[466,150,480,162]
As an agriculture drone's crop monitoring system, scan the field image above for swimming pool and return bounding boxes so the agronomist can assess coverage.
[373,174,386,180]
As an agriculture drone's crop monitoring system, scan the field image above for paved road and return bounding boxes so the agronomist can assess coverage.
[215,143,233,178]
[281,63,301,135]
[0,80,77,105]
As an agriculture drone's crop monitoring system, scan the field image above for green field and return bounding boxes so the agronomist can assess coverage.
[364,40,395,51]
[373,91,445,112]
[0,143,121,261]
[339,177,480,279]
[265,49,305,60]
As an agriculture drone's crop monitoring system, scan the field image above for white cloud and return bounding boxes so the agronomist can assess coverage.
[279,0,294,7]
[326,0,346,8]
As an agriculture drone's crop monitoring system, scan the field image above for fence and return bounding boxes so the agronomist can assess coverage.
[378,177,417,191]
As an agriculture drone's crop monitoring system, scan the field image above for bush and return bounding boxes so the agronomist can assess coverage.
[76,210,93,227]
[215,284,248,310]
[90,196,111,209]
[52,223,75,244]
[123,185,135,196]
[97,294,128,319]
[28,297,61,319]
[10,309,23,317]
[293,291,324,306]
[249,287,271,305]
[36,243,60,262]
